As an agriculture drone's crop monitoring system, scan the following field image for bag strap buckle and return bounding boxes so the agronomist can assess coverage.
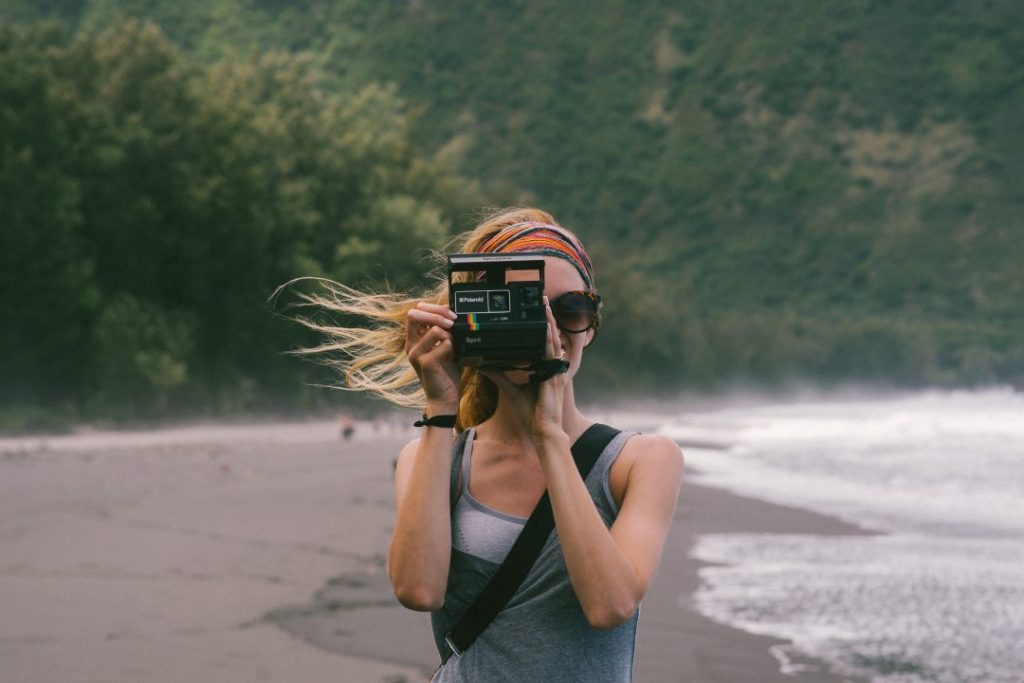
[444,633,463,660]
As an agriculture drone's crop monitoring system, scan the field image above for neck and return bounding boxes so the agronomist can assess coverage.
[482,379,590,446]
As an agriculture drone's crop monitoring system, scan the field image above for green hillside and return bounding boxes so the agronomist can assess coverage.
[346,0,1024,389]
[2,1,1022,425]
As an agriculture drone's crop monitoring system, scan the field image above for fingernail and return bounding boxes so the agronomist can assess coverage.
[441,318,453,327]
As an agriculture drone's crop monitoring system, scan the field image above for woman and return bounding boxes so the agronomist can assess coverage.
[302,207,683,681]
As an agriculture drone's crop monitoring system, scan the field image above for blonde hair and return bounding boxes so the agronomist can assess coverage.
[285,207,573,431]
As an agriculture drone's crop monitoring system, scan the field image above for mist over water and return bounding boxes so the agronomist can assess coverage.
[659,389,1024,683]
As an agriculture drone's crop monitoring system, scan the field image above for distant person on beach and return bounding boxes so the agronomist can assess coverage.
[337,413,355,441]
[296,208,684,681]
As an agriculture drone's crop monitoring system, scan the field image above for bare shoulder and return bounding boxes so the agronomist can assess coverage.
[399,437,423,461]
[393,437,423,482]
[620,433,685,472]
[609,433,684,505]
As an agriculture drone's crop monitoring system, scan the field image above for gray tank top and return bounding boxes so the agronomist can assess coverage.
[431,427,640,683]
[450,432,527,564]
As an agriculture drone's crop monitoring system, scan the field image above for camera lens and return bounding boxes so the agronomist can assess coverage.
[488,291,510,312]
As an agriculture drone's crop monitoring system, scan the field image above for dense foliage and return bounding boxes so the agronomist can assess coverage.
[0,19,477,425]
[342,0,1024,393]
[2,1,1023,427]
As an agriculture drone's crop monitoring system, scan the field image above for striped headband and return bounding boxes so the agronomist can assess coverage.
[478,222,595,290]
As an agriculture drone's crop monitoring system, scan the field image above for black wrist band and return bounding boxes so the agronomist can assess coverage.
[529,358,571,384]
[414,414,457,428]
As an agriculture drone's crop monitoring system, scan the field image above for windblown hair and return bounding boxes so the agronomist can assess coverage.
[285,207,589,431]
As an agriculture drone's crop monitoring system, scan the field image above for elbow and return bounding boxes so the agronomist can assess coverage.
[395,589,444,612]
[390,578,445,612]
[387,546,447,611]
[583,598,639,631]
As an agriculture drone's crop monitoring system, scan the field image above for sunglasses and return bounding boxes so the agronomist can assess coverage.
[550,290,602,334]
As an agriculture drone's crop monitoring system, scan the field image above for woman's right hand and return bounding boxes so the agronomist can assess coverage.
[405,302,460,410]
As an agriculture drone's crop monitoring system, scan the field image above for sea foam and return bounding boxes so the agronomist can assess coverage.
[661,389,1024,683]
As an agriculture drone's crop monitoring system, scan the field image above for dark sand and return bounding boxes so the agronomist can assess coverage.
[264,432,874,683]
[0,420,870,682]
[634,475,874,683]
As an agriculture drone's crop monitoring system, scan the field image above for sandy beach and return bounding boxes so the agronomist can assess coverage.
[0,418,869,682]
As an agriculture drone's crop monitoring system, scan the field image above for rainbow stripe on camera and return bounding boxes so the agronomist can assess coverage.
[467,313,480,331]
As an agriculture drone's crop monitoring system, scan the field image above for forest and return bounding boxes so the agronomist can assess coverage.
[2,1,1022,429]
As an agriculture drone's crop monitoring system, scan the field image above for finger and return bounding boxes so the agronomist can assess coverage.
[543,296,560,359]
[416,302,458,320]
[404,318,427,350]
[408,308,455,330]
[405,309,453,352]
[418,335,454,367]
[407,325,453,362]
[410,325,452,354]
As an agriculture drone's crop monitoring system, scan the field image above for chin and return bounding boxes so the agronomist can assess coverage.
[503,369,533,385]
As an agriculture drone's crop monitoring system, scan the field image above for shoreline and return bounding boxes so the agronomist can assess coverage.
[0,382,954,439]
[1,421,871,682]
[636,470,874,682]
[266,451,875,682]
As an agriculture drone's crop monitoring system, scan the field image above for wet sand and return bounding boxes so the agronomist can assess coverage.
[0,419,867,682]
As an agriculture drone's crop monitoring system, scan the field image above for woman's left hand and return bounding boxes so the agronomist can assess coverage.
[481,296,568,440]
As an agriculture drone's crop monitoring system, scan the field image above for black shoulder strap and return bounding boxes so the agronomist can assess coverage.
[449,428,472,513]
[442,423,621,663]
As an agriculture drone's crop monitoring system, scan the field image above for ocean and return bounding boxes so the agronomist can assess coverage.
[658,388,1024,683]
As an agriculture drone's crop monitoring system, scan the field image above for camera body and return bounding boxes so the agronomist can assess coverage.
[448,253,547,368]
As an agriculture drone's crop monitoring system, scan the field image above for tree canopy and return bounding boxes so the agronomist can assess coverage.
[0,19,477,424]
[2,2,1022,427]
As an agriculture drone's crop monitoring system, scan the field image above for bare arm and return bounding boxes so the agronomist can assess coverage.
[483,298,685,628]
[388,428,455,611]
[387,301,460,611]
[538,432,684,629]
